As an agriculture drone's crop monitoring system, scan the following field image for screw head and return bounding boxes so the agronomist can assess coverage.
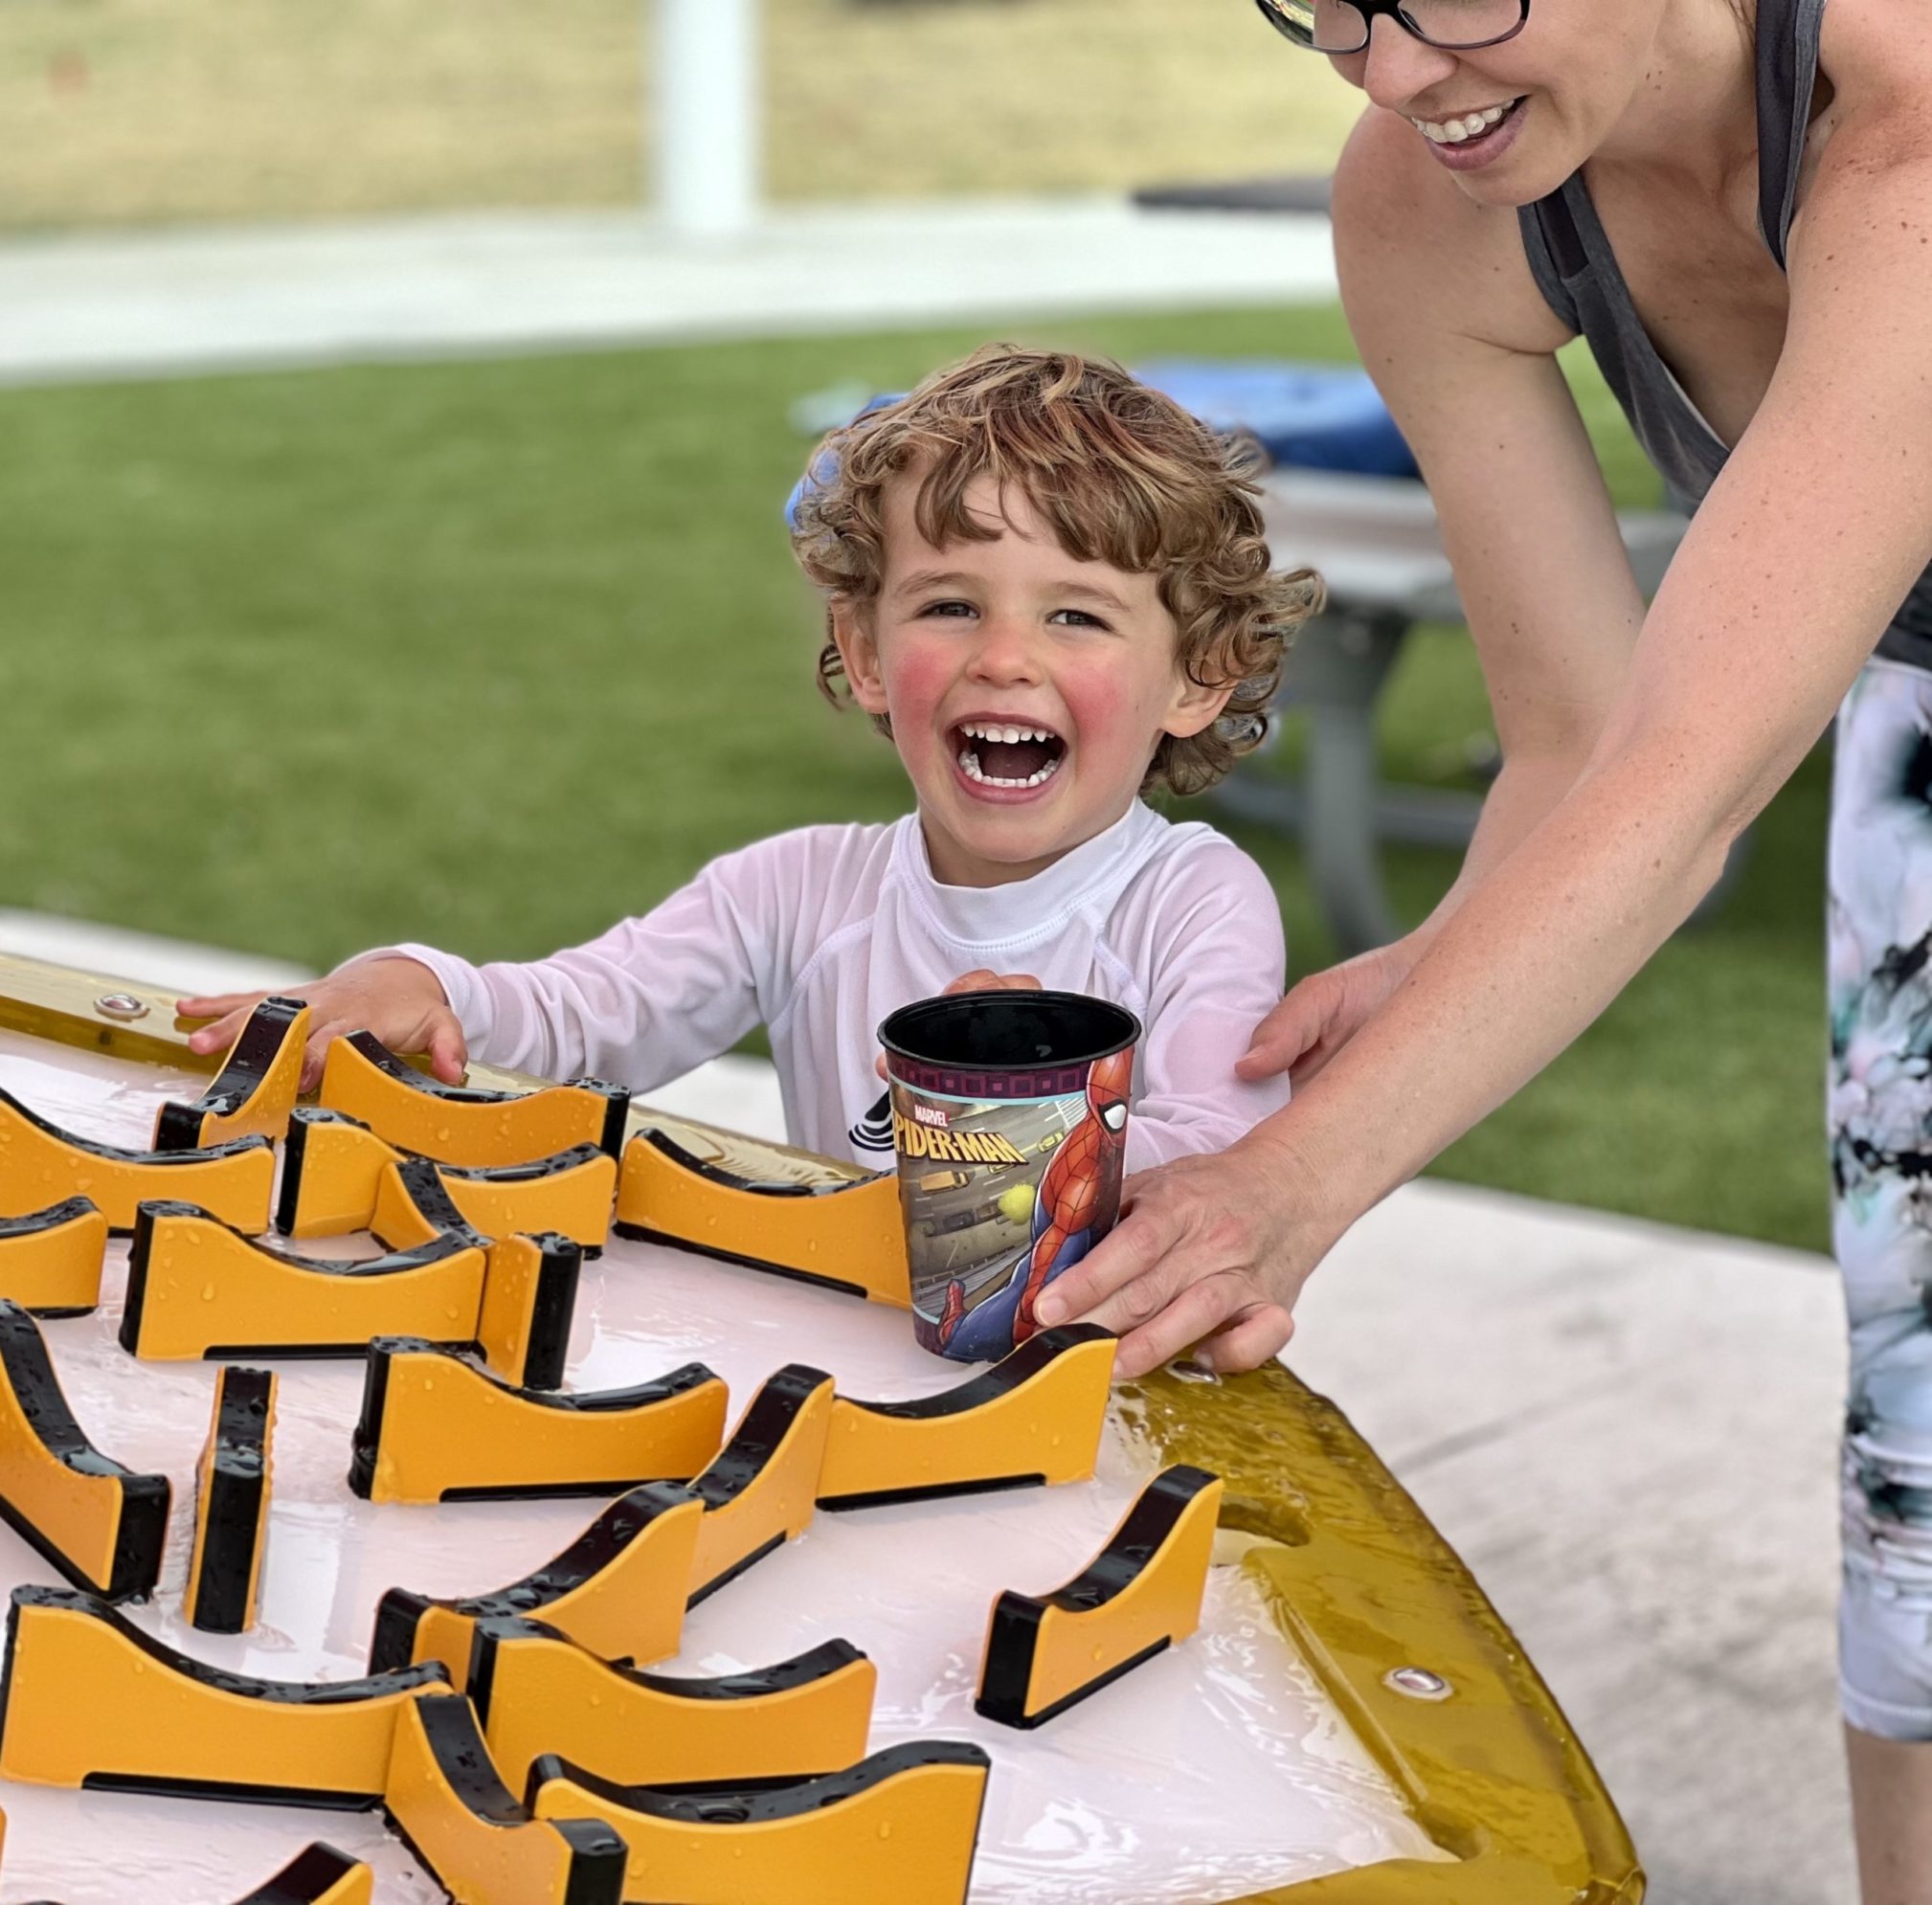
[93,993,148,1022]
[1167,1357,1220,1385]
[1385,1666,1453,1701]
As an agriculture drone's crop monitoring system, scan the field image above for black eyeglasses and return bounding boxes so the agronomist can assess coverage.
[1253,0,1530,55]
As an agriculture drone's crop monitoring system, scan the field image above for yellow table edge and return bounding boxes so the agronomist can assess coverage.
[0,952,1644,1902]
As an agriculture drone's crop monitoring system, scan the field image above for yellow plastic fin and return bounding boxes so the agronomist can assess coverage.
[818,1324,1114,1512]
[236,1843,373,1905]
[531,1740,991,1905]
[615,1129,910,1308]
[686,1365,835,1605]
[0,1198,107,1315]
[370,1483,703,1689]
[469,1616,876,1796]
[436,1147,617,1255]
[320,1032,627,1168]
[384,1692,625,1905]
[274,1109,400,1240]
[349,1339,726,1505]
[0,1303,168,1600]
[279,1112,618,1254]
[157,997,311,1151]
[0,1584,449,1804]
[367,1154,488,1252]
[186,1366,276,1635]
[976,1464,1224,1729]
[474,1232,581,1391]
[0,1087,273,1234]
[120,1199,487,1362]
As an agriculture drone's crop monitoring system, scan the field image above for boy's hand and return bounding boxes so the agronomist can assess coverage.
[873,970,1043,1080]
[177,956,466,1094]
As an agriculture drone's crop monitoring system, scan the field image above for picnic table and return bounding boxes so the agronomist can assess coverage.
[1233,469,1689,953]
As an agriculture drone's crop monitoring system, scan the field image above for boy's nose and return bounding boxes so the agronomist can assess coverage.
[968,619,1044,685]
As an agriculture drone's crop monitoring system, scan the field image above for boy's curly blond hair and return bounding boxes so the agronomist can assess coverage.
[789,345,1322,798]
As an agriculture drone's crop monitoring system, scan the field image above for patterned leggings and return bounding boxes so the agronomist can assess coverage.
[1831,658,1932,1739]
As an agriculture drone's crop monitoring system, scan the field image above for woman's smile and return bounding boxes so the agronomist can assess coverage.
[1408,92,1529,168]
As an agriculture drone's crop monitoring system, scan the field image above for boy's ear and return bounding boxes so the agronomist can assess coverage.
[832,603,890,717]
[1162,674,1237,742]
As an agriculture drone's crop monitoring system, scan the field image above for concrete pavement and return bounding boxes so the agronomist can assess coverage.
[0,196,1338,389]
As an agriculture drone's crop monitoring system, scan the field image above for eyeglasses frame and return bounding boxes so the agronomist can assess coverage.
[1251,0,1531,55]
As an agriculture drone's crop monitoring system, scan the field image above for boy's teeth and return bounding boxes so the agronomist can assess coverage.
[957,747,1063,790]
[961,722,1056,745]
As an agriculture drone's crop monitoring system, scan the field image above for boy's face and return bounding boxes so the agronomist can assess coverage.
[834,474,1232,887]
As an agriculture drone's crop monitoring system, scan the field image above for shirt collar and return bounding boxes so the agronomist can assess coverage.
[896,801,1164,951]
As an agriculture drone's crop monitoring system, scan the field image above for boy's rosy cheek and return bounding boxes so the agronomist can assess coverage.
[1059,671,1133,755]
[880,645,955,725]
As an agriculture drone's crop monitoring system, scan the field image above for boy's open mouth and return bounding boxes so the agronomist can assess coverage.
[954,720,1067,790]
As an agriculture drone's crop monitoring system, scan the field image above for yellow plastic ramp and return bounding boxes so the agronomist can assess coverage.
[157,997,310,1151]
[0,1199,107,1316]
[818,1324,1113,1511]
[0,1302,168,1601]
[0,1585,449,1805]
[531,1740,991,1905]
[474,1232,581,1392]
[236,1843,374,1905]
[468,1615,875,1795]
[370,1483,703,1690]
[348,1339,727,1505]
[319,1032,628,1168]
[685,1365,835,1605]
[384,1691,625,1905]
[976,1464,1224,1729]
[119,1200,488,1362]
[616,1128,910,1307]
[0,1087,273,1234]
[276,1109,617,1252]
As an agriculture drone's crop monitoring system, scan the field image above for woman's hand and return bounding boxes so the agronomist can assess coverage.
[178,956,466,1093]
[1032,1125,1333,1379]
[1237,935,1421,1088]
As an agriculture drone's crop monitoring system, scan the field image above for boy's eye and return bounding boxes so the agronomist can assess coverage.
[1048,608,1109,630]
[921,599,977,619]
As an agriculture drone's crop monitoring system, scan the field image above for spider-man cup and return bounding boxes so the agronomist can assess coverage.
[879,991,1141,1362]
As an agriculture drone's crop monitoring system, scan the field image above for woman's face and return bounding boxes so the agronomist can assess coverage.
[1323,0,1671,204]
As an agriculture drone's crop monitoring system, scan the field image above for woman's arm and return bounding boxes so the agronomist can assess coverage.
[1245,113,1645,1085]
[1040,93,1932,1377]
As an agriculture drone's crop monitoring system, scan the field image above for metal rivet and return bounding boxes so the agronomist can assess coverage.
[93,994,148,1022]
[1385,1666,1453,1701]
[1168,1358,1220,1385]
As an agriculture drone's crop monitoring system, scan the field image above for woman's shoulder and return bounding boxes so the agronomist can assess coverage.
[1820,0,1932,106]
[1332,107,1571,359]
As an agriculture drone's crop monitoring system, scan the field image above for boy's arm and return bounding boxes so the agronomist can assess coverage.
[351,837,797,1088]
[1123,844,1292,1174]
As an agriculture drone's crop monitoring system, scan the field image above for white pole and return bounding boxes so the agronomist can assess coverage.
[656,0,760,237]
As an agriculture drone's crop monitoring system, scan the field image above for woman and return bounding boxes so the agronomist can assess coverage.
[1030,0,1932,1895]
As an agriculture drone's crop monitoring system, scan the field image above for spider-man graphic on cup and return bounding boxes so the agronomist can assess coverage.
[936,1046,1133,1360]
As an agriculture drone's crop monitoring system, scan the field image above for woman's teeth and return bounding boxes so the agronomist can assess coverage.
[1410,99,1518,144]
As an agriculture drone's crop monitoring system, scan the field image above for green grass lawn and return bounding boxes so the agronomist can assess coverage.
[0,306,1831,1254]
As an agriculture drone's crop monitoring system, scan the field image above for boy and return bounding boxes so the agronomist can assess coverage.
[183,346,1319,1174]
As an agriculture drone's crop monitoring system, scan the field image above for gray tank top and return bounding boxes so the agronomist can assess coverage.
[1516,0,1932,670]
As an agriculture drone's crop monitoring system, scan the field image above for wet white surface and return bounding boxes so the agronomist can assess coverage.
[0,1031,1439,1902]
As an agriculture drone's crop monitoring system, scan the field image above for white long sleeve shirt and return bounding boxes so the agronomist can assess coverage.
[378,801,1292,1174]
